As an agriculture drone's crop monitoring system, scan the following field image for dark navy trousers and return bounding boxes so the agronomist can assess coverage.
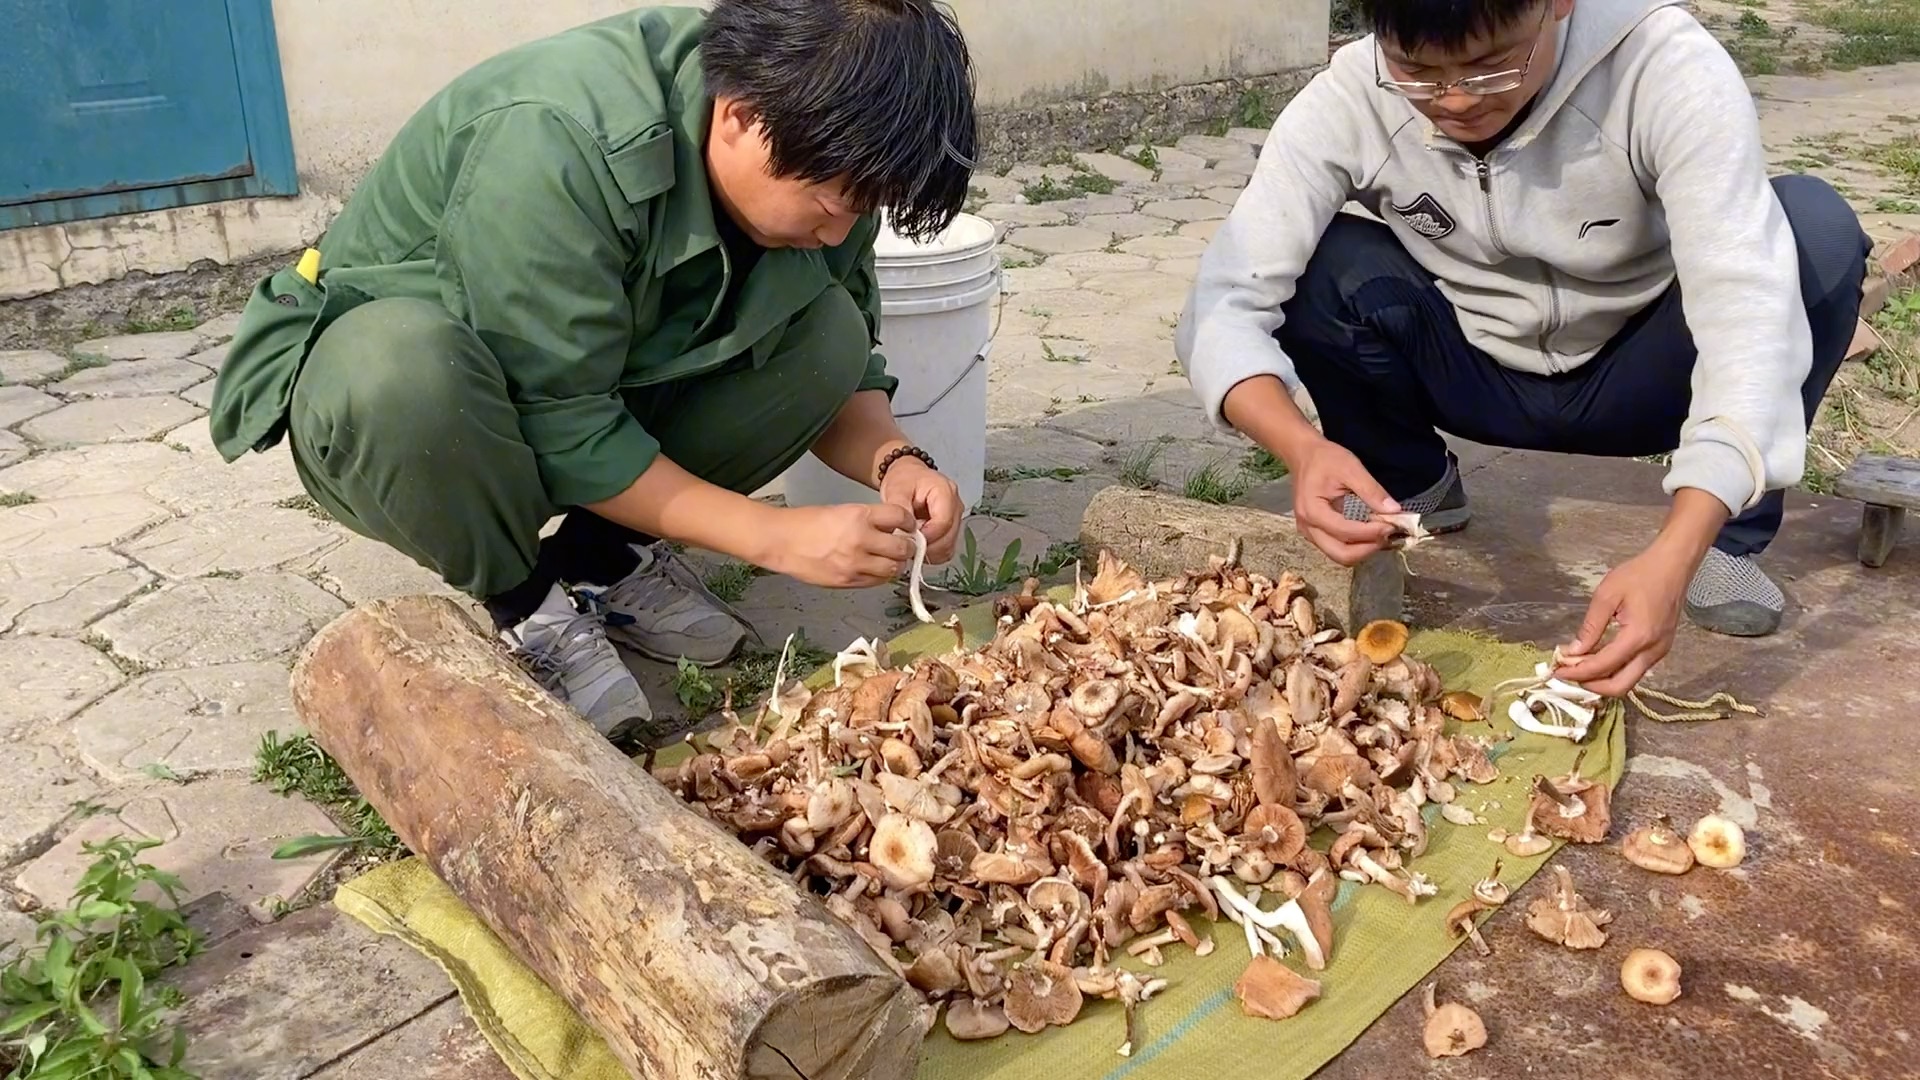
[1277,175,1872,556]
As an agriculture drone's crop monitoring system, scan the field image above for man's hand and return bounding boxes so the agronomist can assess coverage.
[1554,545,1695,696]
[765,502,919,588]
[1555,488,1728,696]
[878,457,964,563]
[1289,436,1402,566]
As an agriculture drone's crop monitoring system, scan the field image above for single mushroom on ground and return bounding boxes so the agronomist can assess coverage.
[1621,815,1695,875]
[1620,947,1683,1005]
[1525,864,1612,950]
[1501,813,1553,857]
[1234,955,1322,1020]
[1687,814,1747,869]
[1444,898,1492,957]
[1439,690,1486,723]
[1422,982,1487,1058]
[1527,751,1611,844]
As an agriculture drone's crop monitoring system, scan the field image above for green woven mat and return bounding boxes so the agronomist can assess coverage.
[335,597,1622,1080]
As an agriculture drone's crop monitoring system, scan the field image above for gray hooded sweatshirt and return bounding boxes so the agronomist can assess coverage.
[1175,0,1806,516]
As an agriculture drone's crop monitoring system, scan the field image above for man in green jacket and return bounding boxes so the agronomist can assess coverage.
[209,0,978,738]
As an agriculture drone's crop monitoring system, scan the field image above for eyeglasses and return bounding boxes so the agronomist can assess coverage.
[1374,7,1551,100]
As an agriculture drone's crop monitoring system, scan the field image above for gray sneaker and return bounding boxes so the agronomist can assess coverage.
[575,542,762,667]
[1343,452,1472,533]
[503,586,652,739]
[1684,548,1785,637]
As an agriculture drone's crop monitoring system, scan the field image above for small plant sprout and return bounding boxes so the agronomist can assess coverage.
[1687,814,1748,868]
[1621,947,1684,1005]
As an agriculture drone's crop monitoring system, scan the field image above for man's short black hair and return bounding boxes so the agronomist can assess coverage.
[1355,0,1543,53]
[703,0,977,242]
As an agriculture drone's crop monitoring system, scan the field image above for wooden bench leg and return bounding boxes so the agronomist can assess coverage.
[1860,504,1905,568]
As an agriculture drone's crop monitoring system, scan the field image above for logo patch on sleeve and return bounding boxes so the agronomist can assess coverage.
[1389,193,1457,240]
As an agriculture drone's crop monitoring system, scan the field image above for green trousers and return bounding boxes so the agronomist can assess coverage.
[286,287,871,603]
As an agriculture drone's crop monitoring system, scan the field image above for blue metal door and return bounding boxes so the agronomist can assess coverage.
[0,0,297,228]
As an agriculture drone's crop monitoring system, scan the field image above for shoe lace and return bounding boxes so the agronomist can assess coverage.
[510,610,614,691]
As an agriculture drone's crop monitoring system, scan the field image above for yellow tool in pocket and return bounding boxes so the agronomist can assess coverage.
[296,247,322,285]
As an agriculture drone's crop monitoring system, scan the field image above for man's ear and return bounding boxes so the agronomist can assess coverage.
[711,96,756,148]
[1553,0,1576,21]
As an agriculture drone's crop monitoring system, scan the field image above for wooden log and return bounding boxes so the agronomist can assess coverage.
[290,596,922,1080]
[1079,486,1404,631]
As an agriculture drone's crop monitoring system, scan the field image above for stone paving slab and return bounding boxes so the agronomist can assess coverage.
[0,384,59,427]
[296,536,462,606]
[18,395,204,444]
[0,349,68,385]
[48,357,213,398]
[985,424,1113,474]
[72,661,299,782]
[0,740,103,867]
[0,431,24,469]
[0,635,125,733]
[124,506,343,578]
[169,905,453,1079]
[16,778,343,920]
[0,493,174,556]
[93,572,346,668]
[0,547,151,635]
[195,312,243,346]
[0,441,189,498]
[310,999,515,1080]
[72,331,206,363]
[0,908,35,952]
[1073,151,1155,184]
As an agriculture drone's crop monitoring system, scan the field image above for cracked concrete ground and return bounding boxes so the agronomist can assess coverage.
[1,64,1918,1077]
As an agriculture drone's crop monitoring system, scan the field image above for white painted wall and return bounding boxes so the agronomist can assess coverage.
[1,0,1327,300]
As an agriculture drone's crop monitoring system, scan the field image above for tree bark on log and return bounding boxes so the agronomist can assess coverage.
[290,596,923,1080]
[1079,486,1404,631]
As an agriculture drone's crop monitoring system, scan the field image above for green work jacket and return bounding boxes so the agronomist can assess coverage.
[208,6,896,506]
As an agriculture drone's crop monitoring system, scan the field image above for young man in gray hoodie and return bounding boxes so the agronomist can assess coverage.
[1176,0,1870,696]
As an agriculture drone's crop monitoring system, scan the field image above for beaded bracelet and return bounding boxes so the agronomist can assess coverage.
[876,444,938,485]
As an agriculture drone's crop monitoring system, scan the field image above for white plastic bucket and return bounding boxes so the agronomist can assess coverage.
[777,211,1000,513]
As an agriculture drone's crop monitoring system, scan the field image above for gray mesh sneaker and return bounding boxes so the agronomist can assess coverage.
[1684,548,1785,637]
[576,542,762,667]
[502,586,652,739]
[1342,453,1472,533]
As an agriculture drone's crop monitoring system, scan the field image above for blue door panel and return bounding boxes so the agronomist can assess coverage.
[0,0,254,206]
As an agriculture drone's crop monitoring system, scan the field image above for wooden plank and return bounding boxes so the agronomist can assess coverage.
[1835,454,1920,511]
[1860,506,1905,568]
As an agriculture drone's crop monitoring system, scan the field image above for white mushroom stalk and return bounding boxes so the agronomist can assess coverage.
[1492,661,1605,742]
[904,528,936,624]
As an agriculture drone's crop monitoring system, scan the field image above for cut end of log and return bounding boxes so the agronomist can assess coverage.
[746,974,925,1080]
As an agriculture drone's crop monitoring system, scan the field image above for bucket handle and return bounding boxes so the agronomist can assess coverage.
[893,339,993,421]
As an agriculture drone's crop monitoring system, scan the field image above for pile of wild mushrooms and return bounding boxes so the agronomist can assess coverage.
[650,549,1509,1048]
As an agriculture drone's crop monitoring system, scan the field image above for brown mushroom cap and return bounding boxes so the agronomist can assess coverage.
[1620,947,1683,1005]
[1422,984,1488,1058]
[1621,821,1696,875]
[1525,865,1613,950]
[1439,690,1486,722]
[871,813,937,891]
[906,947,966,995]
[944,997,1011,1040]
[1243,804,1309,863]
[1003,960,1084,1033]
[1355,620,1410,665]
[1528,774,1613,845]
[1234,955,1323,1020]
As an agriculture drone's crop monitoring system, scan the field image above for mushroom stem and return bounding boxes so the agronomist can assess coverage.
[905,529,936,624]
[1533,774,1587,818]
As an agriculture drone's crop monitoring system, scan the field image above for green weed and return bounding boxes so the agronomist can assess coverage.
[0,492,37,509]
[1117,438,1172,489]
[1182,458,1251,505]
[252,731,401,856]
[0,837,200,1079]
[701,561,758,605]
